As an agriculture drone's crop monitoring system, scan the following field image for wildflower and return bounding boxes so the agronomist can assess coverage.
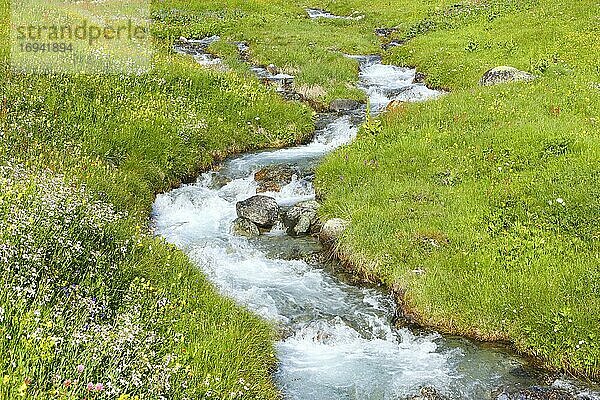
[95,383,104,391]
[63,379,71,387]
[87,382,94,391]
[77,364,84,373]
[556,197,565,205]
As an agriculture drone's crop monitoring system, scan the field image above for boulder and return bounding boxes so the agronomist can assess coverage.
[236,195,280,228]
[231,217,260,238]
[254,165,298,193]
[283,200,320,236]
[319,218,349,244]
[330,99,363,112]
[479,66,535,86]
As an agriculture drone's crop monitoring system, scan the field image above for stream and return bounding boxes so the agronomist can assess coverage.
[152,53,600,399]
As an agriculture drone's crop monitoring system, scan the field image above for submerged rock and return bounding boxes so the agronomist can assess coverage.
[330,98,363,112]
[283,200,320,236]
[254,234,323,261]
[236,195,279,228]
[410,387,450,400]
[254,164,298,193]
[319,218,349,244]
[231,217,260,238]
[479,66,535,86]
[495,386,575,400]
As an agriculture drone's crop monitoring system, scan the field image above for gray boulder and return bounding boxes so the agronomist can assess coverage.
[330,99,363,112]
[284,200,320,236]
[236,195,280,228]
[231,217,260,238]
[319,218,349,244]
[479,66,535,86]
[254,165,298,193]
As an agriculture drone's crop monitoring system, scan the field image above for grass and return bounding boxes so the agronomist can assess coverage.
[1,0,314,397]
[315,0,600,379]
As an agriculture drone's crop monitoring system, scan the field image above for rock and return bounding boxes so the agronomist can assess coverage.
[236,195,280,228]
[479,66,535,86]
[319,218,349,244]
[208,173,231,190]
[231,217,260,238]
[375,27,396,37]
[284,200,320,236]
[266,63,278,74]
[385,100,406,112]
[413,71,426,83]
[330,99,363,112]
[254,165,298,193]
[254,234,323,261]
[495,386,575,400]
[411,387,450,400]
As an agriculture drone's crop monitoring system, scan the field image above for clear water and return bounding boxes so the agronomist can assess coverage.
[152,56,599,399]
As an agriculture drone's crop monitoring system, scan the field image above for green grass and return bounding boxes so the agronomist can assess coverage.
[3,0,600,395]
[1,0,314,397]
[315,0,600,379]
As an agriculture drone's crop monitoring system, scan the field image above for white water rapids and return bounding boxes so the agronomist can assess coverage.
[152,56,599,399]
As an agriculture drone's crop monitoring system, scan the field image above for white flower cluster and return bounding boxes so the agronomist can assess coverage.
[0,164,191,398]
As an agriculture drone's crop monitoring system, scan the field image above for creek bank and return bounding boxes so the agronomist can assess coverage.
[166,34,600,398]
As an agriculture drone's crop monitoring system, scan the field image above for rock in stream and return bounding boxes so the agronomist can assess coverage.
[236,195,279,228]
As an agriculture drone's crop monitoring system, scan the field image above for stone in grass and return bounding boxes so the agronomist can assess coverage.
[236,195,279,228]
[479,66,535,86]
[319,218,349,244]
[231,217,260,238]
[283,200,320,236]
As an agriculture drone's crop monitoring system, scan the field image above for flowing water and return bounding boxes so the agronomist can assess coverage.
[152,55,599,399]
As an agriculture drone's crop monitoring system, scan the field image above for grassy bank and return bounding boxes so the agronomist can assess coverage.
[0,0,313,397]
[315,0,600,378]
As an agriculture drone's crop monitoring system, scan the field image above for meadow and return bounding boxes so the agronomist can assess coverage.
[1,0,313,397]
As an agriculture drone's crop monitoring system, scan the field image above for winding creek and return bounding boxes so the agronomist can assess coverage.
[152,43,600,399]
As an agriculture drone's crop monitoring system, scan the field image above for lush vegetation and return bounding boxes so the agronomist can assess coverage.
[316,0,600,379]
[2,0,599,396]
[0,0,313,397]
